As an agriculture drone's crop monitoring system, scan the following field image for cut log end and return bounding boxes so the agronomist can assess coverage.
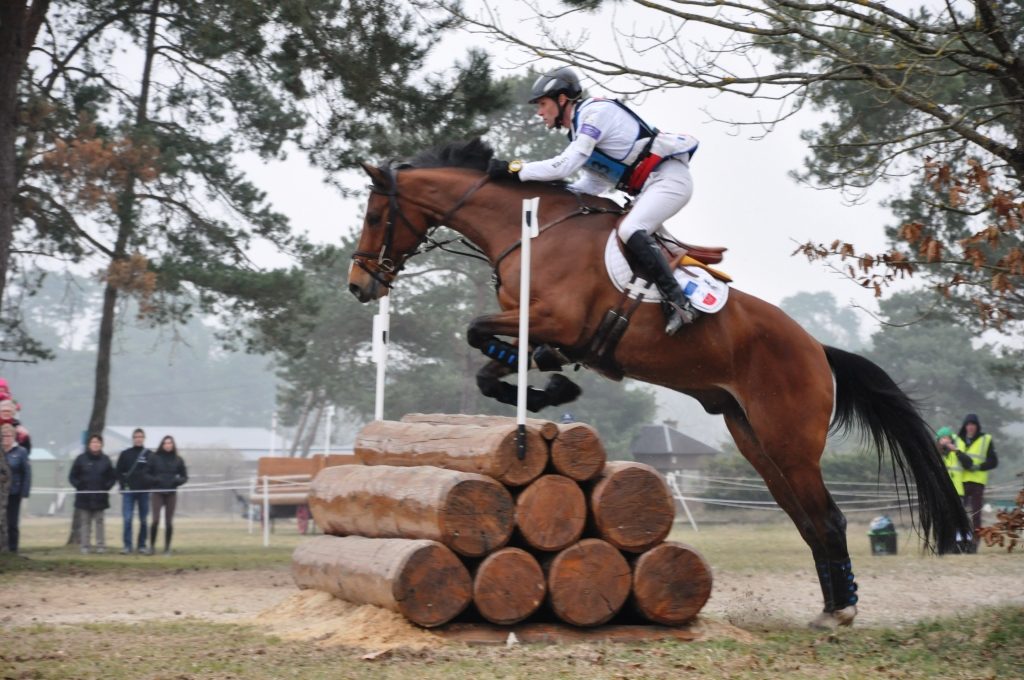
[590,462,675,553]
[515,475,586,552]
[440,477,515,557]
[472,547,546,625]
[631,542,713,625]
[394,541,474,627]
[546,538,632,627]
[550,423,606,481]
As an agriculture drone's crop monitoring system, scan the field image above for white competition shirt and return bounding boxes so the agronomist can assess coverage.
[518,98,645,194]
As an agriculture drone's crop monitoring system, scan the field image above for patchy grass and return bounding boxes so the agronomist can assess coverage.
[0,516,306,577]
[2,607,1021,679]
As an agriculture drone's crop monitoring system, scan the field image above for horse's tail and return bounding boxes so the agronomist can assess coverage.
[824,345,971,554]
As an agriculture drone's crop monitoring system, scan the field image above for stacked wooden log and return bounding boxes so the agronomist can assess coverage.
[291,414,712,629]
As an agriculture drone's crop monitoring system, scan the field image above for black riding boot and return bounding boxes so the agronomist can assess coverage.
[624,231,697,334]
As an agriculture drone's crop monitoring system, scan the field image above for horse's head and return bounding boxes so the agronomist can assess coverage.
[348,162,435,302]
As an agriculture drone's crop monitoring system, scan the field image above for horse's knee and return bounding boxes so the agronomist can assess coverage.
[466,318,492,349]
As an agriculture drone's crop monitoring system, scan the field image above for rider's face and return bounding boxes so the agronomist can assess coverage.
[535,96,568,129]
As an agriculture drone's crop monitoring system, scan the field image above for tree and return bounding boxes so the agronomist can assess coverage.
[865,290,1020,432]
[439,1,1024,331]
[778,291,864,350]
[0,2,50,360]
[10,0,507,437]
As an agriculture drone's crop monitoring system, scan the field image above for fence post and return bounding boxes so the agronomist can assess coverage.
[262,475,270,547]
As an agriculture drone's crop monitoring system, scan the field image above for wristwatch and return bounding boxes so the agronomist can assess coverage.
[508,159,524,173]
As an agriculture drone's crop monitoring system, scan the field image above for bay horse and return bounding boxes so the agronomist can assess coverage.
[347,138,971,629]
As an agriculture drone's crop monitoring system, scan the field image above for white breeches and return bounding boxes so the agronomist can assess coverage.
[616,157,694,241]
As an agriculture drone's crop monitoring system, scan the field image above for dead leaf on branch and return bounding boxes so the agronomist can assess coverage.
[99,252,158,317]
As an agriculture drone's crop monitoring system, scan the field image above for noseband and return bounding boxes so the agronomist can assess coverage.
[351,165,489,289]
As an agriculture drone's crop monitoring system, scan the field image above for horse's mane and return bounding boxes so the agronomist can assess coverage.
[402,137,620,213]
[405,138,494,171]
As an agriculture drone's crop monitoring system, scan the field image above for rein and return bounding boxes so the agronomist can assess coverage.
[491,195,626,291]
[351,168,490,288]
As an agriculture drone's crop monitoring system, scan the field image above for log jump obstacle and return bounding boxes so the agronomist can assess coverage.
[291,414,713,633]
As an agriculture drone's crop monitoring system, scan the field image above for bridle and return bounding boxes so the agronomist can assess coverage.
[351,164,490,290]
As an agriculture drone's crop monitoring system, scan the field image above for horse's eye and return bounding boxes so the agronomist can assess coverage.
[367,211,382,226]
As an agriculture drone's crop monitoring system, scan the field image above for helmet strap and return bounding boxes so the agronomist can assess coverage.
[554,97,573,130]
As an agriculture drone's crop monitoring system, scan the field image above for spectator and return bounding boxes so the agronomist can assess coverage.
[0,436,9,554]
[68,434,116,554]
[3,424,30,553]
[0,399,31,454]
[115,428,154,555]
[149,435,187,555]
[935,426,969,499]
[954,413,999,550]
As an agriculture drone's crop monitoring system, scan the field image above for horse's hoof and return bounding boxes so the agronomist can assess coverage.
[808,605,858,630]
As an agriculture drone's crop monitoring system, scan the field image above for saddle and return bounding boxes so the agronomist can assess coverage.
[664,240,727,266]
[671,253,732,284]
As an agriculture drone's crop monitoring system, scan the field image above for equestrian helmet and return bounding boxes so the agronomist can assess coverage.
[528,67,583,103]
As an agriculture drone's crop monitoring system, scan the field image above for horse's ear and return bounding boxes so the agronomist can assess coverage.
[361,162,387,187]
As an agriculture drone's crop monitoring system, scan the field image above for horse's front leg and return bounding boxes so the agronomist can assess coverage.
[468,311,581,412]
[467,311,572,372]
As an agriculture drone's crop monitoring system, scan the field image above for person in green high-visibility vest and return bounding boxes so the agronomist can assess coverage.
[935,426,970,499]
[953,413,999,549]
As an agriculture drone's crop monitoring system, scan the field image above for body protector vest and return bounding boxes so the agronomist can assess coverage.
[571,99,699,196]
[955,433,992,486]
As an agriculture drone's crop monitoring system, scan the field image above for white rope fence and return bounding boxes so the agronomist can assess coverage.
[666,471,1021,517]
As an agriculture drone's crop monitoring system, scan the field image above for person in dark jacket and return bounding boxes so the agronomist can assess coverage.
[149,435,187,555]
[69,434,116,554]
[3,424,30,553]
[115,428,154,554]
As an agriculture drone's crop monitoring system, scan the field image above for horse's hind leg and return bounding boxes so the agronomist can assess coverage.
[723,405,858,629]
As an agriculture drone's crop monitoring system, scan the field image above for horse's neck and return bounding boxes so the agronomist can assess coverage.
[443,181,584,263]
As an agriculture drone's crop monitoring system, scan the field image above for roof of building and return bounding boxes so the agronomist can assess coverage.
[630,424,721,457]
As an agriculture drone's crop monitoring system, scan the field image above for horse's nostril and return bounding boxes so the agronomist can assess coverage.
[348,283,363,300]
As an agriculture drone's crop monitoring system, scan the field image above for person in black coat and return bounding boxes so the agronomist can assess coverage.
[68,434,116,554]
[115,428,154,554]
[149,435,187,555]
[3,424,30,553]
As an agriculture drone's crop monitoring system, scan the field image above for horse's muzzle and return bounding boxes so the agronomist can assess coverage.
[347,260,384,303]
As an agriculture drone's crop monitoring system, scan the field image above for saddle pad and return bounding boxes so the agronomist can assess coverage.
[604,232,729,313]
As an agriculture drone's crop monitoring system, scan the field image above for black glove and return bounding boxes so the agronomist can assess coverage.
[486,158,520,181]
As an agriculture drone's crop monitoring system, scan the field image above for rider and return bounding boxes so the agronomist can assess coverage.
[488,66,701,334]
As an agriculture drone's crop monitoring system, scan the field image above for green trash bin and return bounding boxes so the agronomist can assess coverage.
[867,515,898,556]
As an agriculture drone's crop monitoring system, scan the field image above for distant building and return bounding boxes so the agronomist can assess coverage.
[630,421,721,492]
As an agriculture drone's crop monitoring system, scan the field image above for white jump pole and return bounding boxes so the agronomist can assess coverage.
[517,197,540,459]
[323,404,334,455]
[262,475,270,547]
[373,295,391,421]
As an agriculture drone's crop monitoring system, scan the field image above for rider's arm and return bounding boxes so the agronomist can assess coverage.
[518,135,593,182]
[568,171,614,196]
